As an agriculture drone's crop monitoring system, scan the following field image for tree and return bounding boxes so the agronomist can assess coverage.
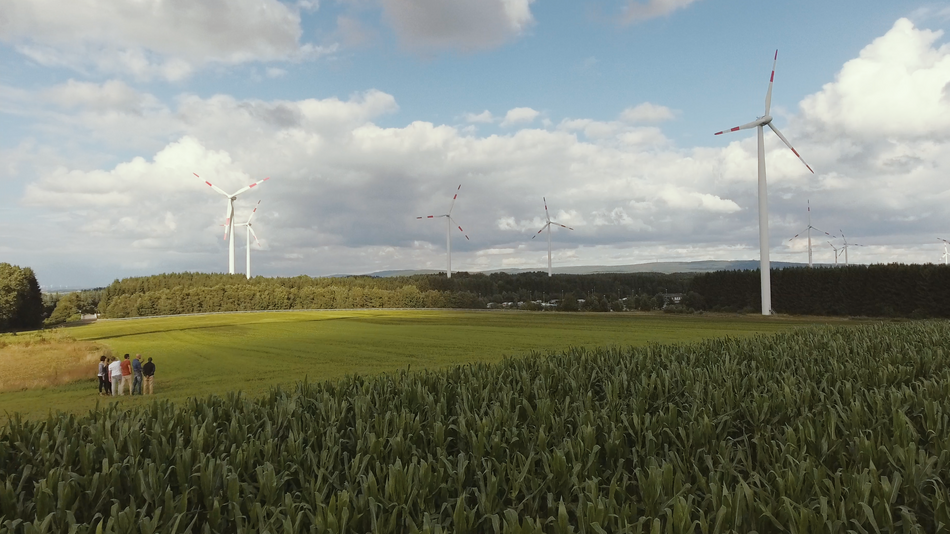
[0,263,45,331]
[557,293,579,312]
[45,292,82,326]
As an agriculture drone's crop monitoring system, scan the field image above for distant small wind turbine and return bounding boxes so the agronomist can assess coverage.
[235,201,262,279]
[417,184,469,279]
[715,50,814,315]
[828,241,841,266]
[788,200,834,267]
[196,173,269,274]
[838,230,864,266]
[531,197,573,277]
[940,238,949,265]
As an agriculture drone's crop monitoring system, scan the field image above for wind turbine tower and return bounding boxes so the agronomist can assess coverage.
[196,173,269,274]
[417,185,469,278]
[532,197,574,277]
[940,238,949,265]
[715,50,814,315]
[788,200,833,267]
[235,201,262,279]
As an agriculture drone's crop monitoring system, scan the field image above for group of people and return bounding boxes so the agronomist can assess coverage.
[96,354,156,396]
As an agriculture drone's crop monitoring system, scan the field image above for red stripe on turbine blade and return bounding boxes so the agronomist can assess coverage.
[731,127,740,132]
[249,183,256,188]
[714,131,724,135]
[205,181,212,187]
[194,173,200,177]
[263,177,270,181]
[774,50,778,60]
[453,194,458,200]
[458,226,464,232]
[770,71,774,82]
[427,216,435,218]
[806,165,814,174]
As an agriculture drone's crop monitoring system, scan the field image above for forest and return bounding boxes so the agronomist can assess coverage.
[94,271,692,318]
[28,263,950,322]
[691,264,950,317]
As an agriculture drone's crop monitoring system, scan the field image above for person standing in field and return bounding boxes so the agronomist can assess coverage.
[131,354,144,395]
[108,357,123,396]
[119,354,133,396]
[97,355,108,396]
[142,357,155,395]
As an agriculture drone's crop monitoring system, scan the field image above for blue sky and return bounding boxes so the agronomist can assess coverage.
[2,0,950,287]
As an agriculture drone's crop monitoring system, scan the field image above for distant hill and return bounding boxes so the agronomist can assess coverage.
[362,260,819,278]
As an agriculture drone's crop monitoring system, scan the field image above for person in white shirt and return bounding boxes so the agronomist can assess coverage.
[108,358,124,396]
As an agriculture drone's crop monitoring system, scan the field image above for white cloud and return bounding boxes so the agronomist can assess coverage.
[464,110,495,123]
[800,18,950,140]
[500,107,539,127]
[619,103,676,123]
[0,0,334,80]
[379,0,535,51]
[10,17,950,283]
[622,0,701,23]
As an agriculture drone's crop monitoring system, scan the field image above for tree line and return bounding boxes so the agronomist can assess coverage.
[689,264,950,317]
[95,271,693,318]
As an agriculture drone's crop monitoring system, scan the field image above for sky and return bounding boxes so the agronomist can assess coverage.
[2,0,950,288]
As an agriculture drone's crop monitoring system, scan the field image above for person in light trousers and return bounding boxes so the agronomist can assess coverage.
[143,357,156,395]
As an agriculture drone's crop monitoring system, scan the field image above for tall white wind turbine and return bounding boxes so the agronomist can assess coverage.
[788,200,833,267]
[941,238,949,265]
[235,201,262,279]
[195,173,269,275]
[417,184,469,278]
[715,50,814,315]
[531,197,573,277]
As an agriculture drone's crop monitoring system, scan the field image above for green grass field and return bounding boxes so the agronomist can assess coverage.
[0,310,861,418]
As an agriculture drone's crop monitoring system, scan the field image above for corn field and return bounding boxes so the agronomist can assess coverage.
[2,321,950,533]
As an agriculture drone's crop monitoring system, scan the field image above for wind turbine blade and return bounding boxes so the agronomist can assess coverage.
[246,200,261,224]
[232,177,270,197]
[417,215,445,219]
[248,226,261,247]
[532,223,550,239]
[788,231,804,242]
[767,123,814,173]
[223,203,233,240]
[714,119,763,136]
[196,173,230,197]
[764,50,777,115]
[553,223,573,230]
[447,184,461,215]
[543,197,550,223]
[450,217,469,240]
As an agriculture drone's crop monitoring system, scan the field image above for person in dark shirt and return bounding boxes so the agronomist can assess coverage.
[131,354,144,395]
[142,357,156,395]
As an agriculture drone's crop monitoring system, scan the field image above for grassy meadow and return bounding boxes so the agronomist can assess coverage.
[0,310,860,418]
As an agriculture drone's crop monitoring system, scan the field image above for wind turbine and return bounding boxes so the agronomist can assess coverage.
[838,230,864,266]
[235,201,262,279]
[828,241,841,266]
[196,173,269,274]
[715,50,814,315]
[940,238,949,265]
[531,197,574,277]
[417,184,469,278]
[788,200,834,267]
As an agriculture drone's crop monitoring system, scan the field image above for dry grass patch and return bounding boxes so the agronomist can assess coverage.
[0,329,110,392]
